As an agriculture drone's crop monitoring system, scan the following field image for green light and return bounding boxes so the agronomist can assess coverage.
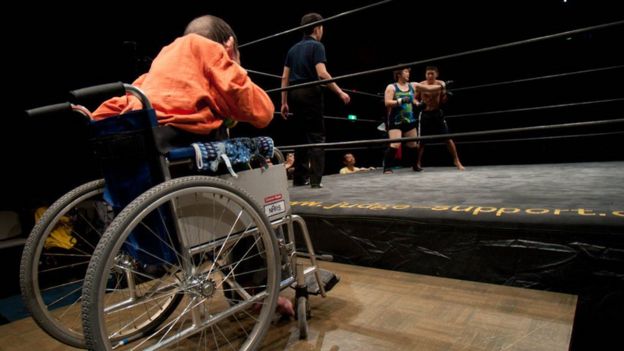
[347,114,357,121]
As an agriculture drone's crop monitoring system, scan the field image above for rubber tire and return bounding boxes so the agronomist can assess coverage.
[82,176,280,350]
[19,179,105,348]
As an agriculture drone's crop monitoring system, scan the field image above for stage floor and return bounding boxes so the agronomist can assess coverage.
[289,161,624,228]
[0,260,576,351]
[286,161,623,351]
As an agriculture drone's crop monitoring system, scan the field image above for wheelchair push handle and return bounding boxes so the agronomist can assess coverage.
[25,102,92,120]
[70,82,153,110]
[25,102,72,118]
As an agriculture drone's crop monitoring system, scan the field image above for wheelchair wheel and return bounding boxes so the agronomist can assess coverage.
[272,147,285,165]
[19,179,107,348]
[82,176,280,350]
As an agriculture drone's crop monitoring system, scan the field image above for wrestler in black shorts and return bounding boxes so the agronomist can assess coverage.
[419,109,449,144]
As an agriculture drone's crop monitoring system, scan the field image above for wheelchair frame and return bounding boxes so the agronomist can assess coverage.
[20,83,331,350]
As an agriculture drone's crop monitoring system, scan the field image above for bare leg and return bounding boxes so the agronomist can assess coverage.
[404,128,421,171]
[277,295,294,317]
[446,139,465,170]
[417,144,425,170]
[384,129,402,174]
[253,295,294,317]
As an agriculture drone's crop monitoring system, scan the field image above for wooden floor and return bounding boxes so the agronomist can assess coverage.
[0,261,576,351]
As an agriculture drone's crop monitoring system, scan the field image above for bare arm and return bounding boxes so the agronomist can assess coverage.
[437,79,448,104]
[411,81,445,93]
[315,62,350,104]
[384,84,398,108]
[414,82,422,101]
[280,66,290,119]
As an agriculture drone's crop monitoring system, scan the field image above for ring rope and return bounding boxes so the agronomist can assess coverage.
[292,97,624,125]
[239,0,394,48]
[277,117,624,149]
[266,20,624,94]
[451,130,624,146]
[247,68,382,99]
[319,98,624,124]
[323,115,380,123]
[284,130,624,154]
[341,88,384,99]
[279,130,624,155]
[246,69,281,79]
[253,65,623,99]
[452,64,624,92]
[275,112,380,123]
[445,97,624,119]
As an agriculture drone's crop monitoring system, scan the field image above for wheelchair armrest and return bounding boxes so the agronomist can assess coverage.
[167,147,195,162]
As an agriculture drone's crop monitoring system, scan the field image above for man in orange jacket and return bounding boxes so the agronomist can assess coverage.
[93,15,274,137]
[93,15,295,316]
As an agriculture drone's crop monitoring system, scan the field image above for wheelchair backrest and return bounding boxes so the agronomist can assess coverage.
[89,109,164,213]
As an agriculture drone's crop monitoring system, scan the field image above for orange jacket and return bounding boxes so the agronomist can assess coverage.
[93,34,274,134]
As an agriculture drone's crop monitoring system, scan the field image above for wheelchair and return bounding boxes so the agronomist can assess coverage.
[20,83,337,350]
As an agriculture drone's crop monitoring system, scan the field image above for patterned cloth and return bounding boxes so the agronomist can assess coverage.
[389,83,416,126]
[192,137,274,172]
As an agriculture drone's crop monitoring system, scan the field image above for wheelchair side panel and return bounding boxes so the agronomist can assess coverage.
[221,165,290,221]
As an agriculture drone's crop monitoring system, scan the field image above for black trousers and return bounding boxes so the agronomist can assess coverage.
[288,86,325,185]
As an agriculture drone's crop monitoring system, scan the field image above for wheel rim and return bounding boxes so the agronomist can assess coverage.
[84,178,279,350]
[23,181,106,347]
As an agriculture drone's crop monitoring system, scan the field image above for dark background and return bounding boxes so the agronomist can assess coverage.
[0,2,623,345]
[2,0,623,217]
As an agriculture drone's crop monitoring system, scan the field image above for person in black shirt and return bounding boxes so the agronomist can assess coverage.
[280,12,350,188]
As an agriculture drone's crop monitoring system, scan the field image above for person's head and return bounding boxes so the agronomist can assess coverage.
[343,153,356,167]
[286,153,295,162]
[184,15,239,63]
[425,66,439,82]
[393,67,411,82]
[301,13,323,40]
